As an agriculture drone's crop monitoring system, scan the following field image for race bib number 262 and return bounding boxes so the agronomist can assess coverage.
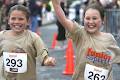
[84,64,109,80]
[3,52,27,73]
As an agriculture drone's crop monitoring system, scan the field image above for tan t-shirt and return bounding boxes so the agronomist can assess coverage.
[0,30,48,80]
[66,21,120,80]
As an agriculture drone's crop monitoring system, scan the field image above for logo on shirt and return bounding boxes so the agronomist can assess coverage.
[86,48,112,64]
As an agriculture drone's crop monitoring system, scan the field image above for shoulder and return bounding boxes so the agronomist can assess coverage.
[101,32,113,38]
[105,33,114,39]
[27,30,41,41]
[73,21,83,28]
[102,32,116,42]
[27,30,39,37]
[72,21,84,33]
[0,30,7,35]
[0,30,9,38]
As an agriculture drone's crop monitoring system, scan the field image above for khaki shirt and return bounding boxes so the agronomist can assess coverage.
[66,21,120,80]
[0,30,48,80]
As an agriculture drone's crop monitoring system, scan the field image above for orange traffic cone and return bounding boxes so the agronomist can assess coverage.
[63,39,74,75]
[51,32,57,49]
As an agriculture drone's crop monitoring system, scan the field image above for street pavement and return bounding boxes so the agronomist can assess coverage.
[36,23,72,80]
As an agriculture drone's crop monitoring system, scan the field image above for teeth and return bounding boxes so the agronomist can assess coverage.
[89,26,94,28]
[15,25,21,28]
[15,25,19,27]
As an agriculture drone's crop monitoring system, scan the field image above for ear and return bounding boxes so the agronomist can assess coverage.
[26,18,31,29]
[8,20,10,25]
[102,21,104,25]
[27,18,31,26]
[7,16,10,25]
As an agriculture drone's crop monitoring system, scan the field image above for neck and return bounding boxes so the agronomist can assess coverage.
[11,30,25,36]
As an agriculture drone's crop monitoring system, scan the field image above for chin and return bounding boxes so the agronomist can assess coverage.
[14,30,23,33]
[85,27,97,33]
[87,30,96,34]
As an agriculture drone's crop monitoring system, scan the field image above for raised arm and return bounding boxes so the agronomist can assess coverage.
[51,0,74,32]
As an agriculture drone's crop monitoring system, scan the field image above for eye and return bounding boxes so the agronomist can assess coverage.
[10,17,16,20]
[85,17,90,20]
[18,18,24,20]
[92,17,97,20]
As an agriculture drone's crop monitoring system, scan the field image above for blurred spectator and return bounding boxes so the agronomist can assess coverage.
[55,1,68,49]
[99,0,120,8]
[0,0,2,8]
[41,1,56,25]
[0,0,28,30]
[28,0,42,35]
[0,0,3,31]
[46,2,51,12]
[36,0,43,35]
[74,3,80,23]
[18,0,28,6]
[118,0,120,6]
[103,0,120,35]
[36,0,43,27]
[4,0,18,30]
[45,1,55,22]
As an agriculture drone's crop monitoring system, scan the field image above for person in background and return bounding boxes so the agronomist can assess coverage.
[0,0,4,31]
[118,0,120,6]
[35,0,43,35]
[55,0,68,49]
[99,0,119,8]
[0,5,55,80]
[99,0,120,35]
[51,0,120,80]
[4,0,18,30]
[28,0,41,35]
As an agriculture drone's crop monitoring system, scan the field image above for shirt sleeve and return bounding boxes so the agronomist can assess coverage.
[109,44,120,64]
[65,21,84,45]
[0,31,5,57]
[33,33,48,65]
[108,34,120,64]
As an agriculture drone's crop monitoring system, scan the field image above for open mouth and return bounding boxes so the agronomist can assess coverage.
[88,25,96,29]
[13,24,23,28]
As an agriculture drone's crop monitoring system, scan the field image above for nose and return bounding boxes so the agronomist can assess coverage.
[13,19,20,23]
[88,19,94,24]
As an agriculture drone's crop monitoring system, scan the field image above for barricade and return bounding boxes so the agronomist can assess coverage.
[105,9,120,46]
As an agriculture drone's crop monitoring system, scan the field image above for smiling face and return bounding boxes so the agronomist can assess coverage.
[84,8,102,34]
[8,10,29,34]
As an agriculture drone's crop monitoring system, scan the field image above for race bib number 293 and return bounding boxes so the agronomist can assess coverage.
[3,52,27,73]
[84,64,109,80]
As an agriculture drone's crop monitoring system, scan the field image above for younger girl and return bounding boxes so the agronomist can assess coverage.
[0,5,55,80]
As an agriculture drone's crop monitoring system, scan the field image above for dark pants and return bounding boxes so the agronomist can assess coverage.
[56,20,66,41]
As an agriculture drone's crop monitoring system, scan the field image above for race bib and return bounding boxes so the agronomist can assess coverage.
[84,64,109,80]
[3,52,27,73]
